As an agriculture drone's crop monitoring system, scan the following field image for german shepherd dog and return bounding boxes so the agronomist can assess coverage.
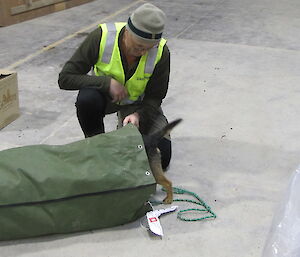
[142,119,182,204]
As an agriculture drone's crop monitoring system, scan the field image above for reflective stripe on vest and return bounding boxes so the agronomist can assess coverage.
[94,23,166,103]
[102,23,117,64]
[145,47,158,74]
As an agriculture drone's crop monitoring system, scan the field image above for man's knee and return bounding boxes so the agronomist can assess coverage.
[76,88,106,112]
[158,137,172,170]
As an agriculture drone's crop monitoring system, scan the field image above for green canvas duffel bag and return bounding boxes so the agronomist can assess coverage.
[0,124,156,241]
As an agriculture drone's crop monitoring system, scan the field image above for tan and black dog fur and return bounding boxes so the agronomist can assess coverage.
[142,119,182,204]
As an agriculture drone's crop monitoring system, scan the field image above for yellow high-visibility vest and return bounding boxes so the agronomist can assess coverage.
[94,23,167,104]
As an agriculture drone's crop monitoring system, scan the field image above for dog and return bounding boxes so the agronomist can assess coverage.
[142,119,182,204]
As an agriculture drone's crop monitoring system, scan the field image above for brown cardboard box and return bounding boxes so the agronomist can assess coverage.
[0,70,20,129]
[0,0,94,27]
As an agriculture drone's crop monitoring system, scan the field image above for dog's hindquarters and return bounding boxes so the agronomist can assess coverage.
[144,119,182,204]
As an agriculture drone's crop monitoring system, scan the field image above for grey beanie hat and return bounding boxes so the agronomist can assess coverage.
[126,3,166,42]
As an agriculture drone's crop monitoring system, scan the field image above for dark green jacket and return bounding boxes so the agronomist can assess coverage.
[58,26,170,119]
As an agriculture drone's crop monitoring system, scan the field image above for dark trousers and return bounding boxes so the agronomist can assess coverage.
[75,88,172,170]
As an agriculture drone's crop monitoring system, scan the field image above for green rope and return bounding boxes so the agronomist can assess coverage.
[151,187,217,222]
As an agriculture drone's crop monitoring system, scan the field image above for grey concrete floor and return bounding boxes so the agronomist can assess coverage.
[0,0,300,256]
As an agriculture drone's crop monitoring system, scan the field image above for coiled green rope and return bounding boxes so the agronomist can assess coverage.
[172,187,217,221]
[151,187,217,222]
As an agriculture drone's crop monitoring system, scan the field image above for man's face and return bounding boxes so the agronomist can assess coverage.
[124,30,157,57]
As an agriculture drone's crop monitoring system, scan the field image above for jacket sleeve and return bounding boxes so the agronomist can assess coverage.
[58,28,111,92]
[136,44,170,119]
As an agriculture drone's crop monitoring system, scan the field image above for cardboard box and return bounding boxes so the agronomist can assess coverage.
[0,70,20,129]
[0,0,94,27]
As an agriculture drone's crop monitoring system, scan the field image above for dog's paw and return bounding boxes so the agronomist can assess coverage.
[163,197,173,204]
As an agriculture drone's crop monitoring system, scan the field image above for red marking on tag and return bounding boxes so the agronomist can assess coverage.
[149,217,158,222]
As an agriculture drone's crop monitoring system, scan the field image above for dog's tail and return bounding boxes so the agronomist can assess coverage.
[151,118,183,142]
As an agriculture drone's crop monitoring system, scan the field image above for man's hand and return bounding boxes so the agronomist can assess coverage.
[123,112,140,128]
[109,78,128,103]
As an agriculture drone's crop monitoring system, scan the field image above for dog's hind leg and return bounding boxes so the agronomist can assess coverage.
[149,149,173,204]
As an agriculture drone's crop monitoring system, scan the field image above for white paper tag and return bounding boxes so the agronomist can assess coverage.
[146,206,178,236]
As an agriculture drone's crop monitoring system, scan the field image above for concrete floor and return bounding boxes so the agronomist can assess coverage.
[0,0,300,256]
